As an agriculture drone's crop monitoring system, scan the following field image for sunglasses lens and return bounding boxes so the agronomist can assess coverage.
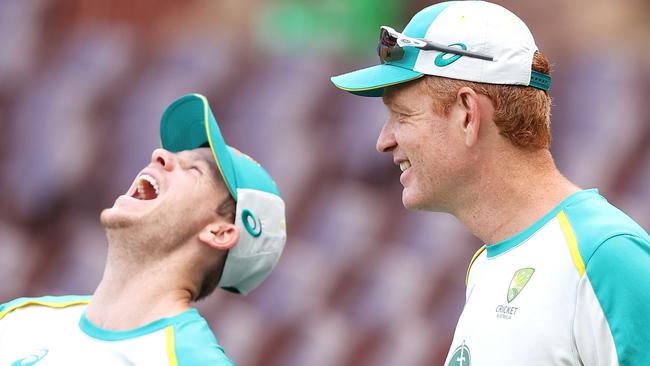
[380,28,398,47]
[378,45,404,64]
[377,28,404,63]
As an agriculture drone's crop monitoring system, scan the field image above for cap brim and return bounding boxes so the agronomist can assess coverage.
[160,93,281,201]
[160,93,238,199]
[331,64,423,97]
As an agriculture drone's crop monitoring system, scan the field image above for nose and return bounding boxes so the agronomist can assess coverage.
[376,119,397,153]
[151,148,176,171]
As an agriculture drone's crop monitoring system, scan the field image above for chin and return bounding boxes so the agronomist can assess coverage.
[99,206,139,229]
[402,188,441,212]
[402,189,423,210]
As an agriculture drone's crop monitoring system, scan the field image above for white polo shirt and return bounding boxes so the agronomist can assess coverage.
[0,296,235,365]
[445,189,650,365]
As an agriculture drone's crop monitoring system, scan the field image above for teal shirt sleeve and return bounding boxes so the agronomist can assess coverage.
[585,234,650,365]
[173,315,236,365]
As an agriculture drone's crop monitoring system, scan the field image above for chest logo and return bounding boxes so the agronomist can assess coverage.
[507,267,535,303]
[447,341,471,366]
[11,349,48,366]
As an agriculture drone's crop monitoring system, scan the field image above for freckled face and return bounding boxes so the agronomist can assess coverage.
[376,80,467,211]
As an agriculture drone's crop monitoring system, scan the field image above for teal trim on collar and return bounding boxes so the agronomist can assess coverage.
[486,189,600,258]
[79,308,200,341]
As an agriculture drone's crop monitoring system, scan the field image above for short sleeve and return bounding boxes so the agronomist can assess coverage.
[173,316,236,365]
[575,234,650,365]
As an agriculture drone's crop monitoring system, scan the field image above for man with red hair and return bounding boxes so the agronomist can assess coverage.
[332,1,650,365]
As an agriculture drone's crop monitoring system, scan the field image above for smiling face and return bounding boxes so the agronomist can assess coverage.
[376,78,475,212]
[100,148,232,258]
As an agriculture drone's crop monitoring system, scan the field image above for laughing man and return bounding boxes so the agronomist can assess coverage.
[0,94,286,365]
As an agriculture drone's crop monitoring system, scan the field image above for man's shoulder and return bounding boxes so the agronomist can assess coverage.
[562,192,650,365]
[170,309,235,365]
[562,190,649,264]
[0,295,91,320]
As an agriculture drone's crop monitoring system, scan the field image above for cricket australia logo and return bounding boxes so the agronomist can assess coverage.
[495,267,535,319]
[507,268,535,303]
[447,341,471,366]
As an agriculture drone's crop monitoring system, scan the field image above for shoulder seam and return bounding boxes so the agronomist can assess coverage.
[563,192,601,210]
[0,299,90,320]
[583,233,646,268]
[561,208,646,275]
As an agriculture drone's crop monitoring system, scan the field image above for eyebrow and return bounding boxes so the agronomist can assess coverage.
[195,155,218,176]
[383,97,416,113]
[204,160,220,178]
[178,151,216,174]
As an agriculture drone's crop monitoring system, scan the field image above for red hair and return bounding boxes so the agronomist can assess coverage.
[422,51,553,150]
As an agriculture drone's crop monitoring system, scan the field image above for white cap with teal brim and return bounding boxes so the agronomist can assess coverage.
[331,1,551,97]
[160,93,287,296]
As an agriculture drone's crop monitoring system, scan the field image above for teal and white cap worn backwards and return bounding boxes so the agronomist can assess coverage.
[160,93,287,296]
[331,1,551,97]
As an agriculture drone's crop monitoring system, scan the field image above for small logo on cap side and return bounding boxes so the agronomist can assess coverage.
[435,43,467,67]
[242,209,262,237]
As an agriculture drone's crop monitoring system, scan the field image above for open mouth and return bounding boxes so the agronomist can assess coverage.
[399,160,412,172]
[131,174,160,200]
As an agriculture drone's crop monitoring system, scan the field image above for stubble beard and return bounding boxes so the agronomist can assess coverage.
[100,206,195,265]
[405,170,456,213]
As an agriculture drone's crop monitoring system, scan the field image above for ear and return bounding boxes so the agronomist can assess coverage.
[198,222,240,251]
[456,86,482,147]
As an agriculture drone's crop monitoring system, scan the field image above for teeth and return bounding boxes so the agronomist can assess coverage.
[139,174,160,196]
[399,161,411,172]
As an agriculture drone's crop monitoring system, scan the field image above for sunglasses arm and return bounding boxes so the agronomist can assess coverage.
[421,41,494,62]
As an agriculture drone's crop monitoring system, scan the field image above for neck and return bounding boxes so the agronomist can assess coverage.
[453,148,580,245]
[86,245,196,331]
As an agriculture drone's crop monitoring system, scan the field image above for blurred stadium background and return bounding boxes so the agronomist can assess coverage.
[0,0,648,365]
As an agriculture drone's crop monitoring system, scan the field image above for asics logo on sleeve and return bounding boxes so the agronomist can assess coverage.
[11,349,48,366]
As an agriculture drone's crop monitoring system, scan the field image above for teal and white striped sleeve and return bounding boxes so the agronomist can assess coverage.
[574,234,650,366]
